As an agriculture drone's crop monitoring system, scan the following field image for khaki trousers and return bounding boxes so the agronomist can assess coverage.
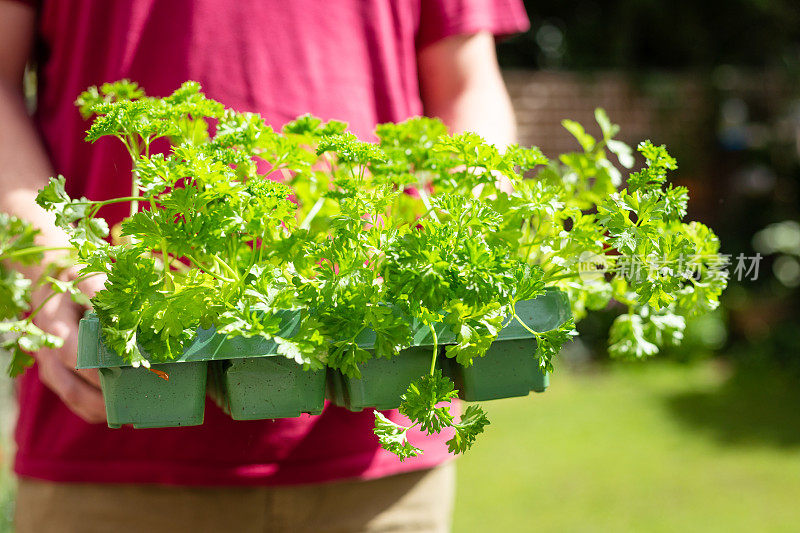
[15,463,455,533]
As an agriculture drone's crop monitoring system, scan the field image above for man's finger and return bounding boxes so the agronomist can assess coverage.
[38,356,106,423]
[50,327,102,389]
[77,367,102,388]
[76,272,106,301]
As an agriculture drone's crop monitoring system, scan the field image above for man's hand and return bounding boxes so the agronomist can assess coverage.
[31,272,107,423]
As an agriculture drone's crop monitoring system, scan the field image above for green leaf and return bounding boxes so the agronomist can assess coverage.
[0,213,41,264]
[0,267,32,319]
[443,302,504,366]
[275,316,327,370]
[399,371,458,434]
[366,306,412,359]
[328,341,371,378]
[562,119,596,152]
[1,320,64,377]
[608,314,659,359]
[373,411,423,461]
[534,318,577,372]
[446,404,490,454]
[607,139,634,169]
[627,141,677,192]
[7,347,35,377]
[595,108,620,140]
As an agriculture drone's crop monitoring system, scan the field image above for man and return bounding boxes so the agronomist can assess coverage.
[0,1,528,531]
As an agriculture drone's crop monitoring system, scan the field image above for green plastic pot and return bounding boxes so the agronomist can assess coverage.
[326,346,434,412]
[77,314,207,428]
[445,339,549,401]
[209,357,325,419]
[442,289,570,401]
[99,363,207,428]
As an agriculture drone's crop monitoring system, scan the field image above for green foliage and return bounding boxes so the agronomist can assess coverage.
[401,370,460,434]
[0,213,41,265]
[447,404,491,455]
[531,318,579,373]
[373,410,423,460]
[520,111,729,361]
[0,81,727,459]
[0,215,76,375]
[374,370,490,459]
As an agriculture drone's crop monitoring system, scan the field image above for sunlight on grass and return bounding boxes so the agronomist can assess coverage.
[454,360,800,532]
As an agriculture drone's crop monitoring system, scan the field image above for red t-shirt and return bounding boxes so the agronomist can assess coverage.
[13,0,529,486]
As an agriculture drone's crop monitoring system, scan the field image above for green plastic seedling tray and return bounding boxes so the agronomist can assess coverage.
[77,289,571,428]
[445,340,549,401]
[98,363,208,428]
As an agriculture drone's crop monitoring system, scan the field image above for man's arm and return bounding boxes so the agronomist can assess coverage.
[417,31,518,147]
[0,1,63,234]
[0,0,105,422]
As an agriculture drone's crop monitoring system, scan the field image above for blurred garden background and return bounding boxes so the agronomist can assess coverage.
[2,1,800,531]
[455,1,800,531]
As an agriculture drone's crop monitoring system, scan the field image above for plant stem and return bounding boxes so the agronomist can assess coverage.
[148,198,173,290]
[27,291,60,322]
[229,234,239,274]
[73,272,99,282]
[79,197,145,208]
[263,160,286,179]
[185,253,235,283]
[0,245,72,262]
[513,313,544,338]
[211,254,239,281]
[418,187,440,223]
[428,323,438,375]
[73,271,104,286]
[544,272,582,283]
[225,245,259,301]
[126,133,142,217]
[300,197,326,230]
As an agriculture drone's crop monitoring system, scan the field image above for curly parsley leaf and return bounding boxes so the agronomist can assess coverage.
[373,411,423,461]
[384,371,490,459]
[446,404,491,455]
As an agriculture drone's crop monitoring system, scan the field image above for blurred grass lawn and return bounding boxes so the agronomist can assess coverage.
[0,463,12,533]
[454,360,800,533]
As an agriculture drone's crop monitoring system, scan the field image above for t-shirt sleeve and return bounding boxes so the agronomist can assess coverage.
[416,0,530,49]
[3,0,37,6]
